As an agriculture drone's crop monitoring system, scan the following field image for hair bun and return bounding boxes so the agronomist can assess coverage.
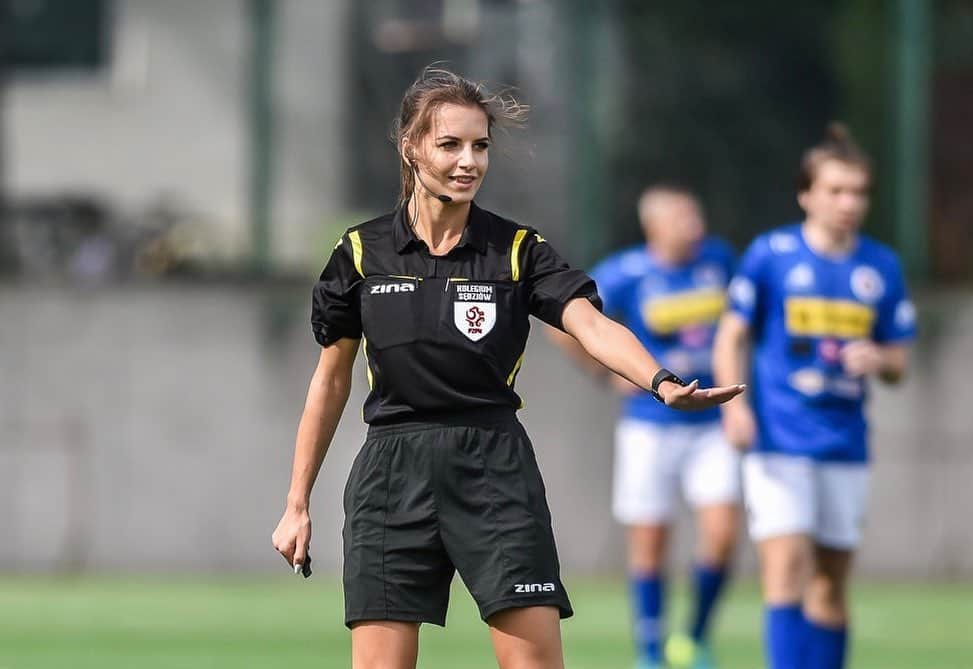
[797,121,870,191]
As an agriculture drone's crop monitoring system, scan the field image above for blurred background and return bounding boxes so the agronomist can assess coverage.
[1,1,971,667]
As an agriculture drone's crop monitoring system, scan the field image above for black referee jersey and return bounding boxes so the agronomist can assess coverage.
[311,202,601,424]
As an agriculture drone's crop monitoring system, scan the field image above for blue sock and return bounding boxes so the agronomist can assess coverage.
[630,572,665,663]
[689,563,729,643]
[765,604,807,669]
[804,619,847,669]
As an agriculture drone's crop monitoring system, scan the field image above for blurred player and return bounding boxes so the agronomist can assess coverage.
[713,124,917,669]
[552,185,740,669]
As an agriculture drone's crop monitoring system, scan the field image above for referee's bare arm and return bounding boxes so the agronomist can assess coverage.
[272,338,360,570]
[561,297,744,410]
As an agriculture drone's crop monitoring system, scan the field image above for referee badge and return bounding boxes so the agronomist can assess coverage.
[453,283,497,341]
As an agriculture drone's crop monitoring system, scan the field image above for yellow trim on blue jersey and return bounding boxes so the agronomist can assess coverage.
[510,229,528,281]
[348,230,364,277]
[785,297,875,338]
[641,289,727,334]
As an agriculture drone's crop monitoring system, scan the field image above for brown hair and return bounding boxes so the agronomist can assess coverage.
[797,122,871,192]
[637,182,700,214]
[391,65,528,207]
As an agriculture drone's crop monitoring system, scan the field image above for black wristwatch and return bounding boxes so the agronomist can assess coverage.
[650,368,687,403]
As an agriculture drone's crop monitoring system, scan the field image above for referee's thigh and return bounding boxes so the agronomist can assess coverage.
[438,420,573,622]
[343,434,453,627]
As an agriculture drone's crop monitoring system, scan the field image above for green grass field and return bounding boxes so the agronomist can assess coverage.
[0,576,969,668]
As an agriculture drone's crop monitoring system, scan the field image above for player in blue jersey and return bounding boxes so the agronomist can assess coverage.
[553,185,741,669]
[713,124,917,669]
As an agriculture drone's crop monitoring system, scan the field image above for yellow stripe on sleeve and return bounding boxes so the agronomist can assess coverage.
[510,229,528,281]
[506,349,526,386]
[348,230,364,278]
[361,337,374,389]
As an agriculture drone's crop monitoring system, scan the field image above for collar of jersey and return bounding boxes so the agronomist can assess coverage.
[796,221,860,264]
[393,201,489,255]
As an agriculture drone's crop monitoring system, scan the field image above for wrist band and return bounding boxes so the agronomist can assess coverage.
[650,368,687,403]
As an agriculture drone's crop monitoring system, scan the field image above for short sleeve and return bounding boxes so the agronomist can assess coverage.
[589,253,634,318]
[311,235,363,346]
[873,255,917,344]
[519,229,602,330]
[727,237,769,327]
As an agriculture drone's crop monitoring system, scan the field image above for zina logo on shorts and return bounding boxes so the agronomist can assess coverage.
[370,282,416,294]
[513,582,556,593]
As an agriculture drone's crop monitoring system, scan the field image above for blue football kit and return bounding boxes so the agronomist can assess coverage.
[591,237,736,425]
[592,236,738,667]
[728,224,918,462]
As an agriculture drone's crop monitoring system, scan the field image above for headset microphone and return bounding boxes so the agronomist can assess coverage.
[412,162,453,203]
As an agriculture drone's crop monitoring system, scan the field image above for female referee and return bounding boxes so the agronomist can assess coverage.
[713,124,917,669]
[272,66,745,669]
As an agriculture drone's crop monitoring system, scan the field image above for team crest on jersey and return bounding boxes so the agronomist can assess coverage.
[850,266,885,304]
[454,303,496,340]
[453,283,496,341]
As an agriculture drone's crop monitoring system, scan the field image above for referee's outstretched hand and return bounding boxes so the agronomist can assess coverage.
[660,379,746,410]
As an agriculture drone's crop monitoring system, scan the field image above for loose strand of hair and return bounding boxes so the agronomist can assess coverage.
[391,65,529,206]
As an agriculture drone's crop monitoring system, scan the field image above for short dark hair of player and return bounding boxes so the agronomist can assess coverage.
[391,64,529,207]
[637,183,703,225]
[637,182,701,212]
[797,122,872,193]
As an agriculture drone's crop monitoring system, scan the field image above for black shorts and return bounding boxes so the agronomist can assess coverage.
[342,408,573,627]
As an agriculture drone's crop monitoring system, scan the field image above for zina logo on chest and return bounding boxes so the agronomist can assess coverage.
[370,282,416,294]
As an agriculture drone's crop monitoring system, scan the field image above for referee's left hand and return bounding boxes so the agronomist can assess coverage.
[659,379,746,410]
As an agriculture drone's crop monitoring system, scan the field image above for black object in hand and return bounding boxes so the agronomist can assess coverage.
[300,554,312,579]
